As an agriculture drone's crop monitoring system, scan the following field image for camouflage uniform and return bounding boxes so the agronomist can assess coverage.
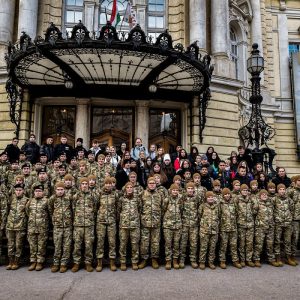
[219,198,239,263]
[94,165,113,189]
[87,161,98,175]
[274,194,294,256]
[6,194,28,260]
[289,187,300,257]
[23,174,35,197]
[163,194,183,261]
[0,162,9,184]
[118,193,141,264]
[140,188,163,260]
[180,194,200,264]
[26,196,49,263]
[157,185,168,199]
[67,165,78,177]
[0,188,8,258]
[213,191,222,205]
[76,171,91,188]
[236,195,254,262]
[65,186,77,198]
[253,197,276,262]
[96,189,117,259]
[6,169,21,190]
[48,194,73,266]
[72,190,97,264]
[199,202,220,264]
[194,184,206,204]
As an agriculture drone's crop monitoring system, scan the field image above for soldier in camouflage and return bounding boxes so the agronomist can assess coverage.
[231,180,241,203]
[252,189,278,267]
[26,185,49,271]
[288,175,300,265]
[250,180,259,207]
[179,182,200,269]
[212,180,222,204]
[193,173,206,203]
[96,177,117,272]
[64,174,77,197]
[236,184,255,267]
[0,181,8,265]
[76,161,91,188]
[199,191,220,270]
[48,182,73,273]
[219,188,241,269]
[31,167,52,198]
[6,184,28,270]
[163,183,183,270]
[72,177,98,272]
[153,174,168,200]
[267,182,276,204]
[274,184,296,266]
[118,181,141,271]
[138,177,163,269]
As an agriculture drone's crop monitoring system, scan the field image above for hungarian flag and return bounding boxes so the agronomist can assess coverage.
[110,0,121,27]
[123,1,137,28]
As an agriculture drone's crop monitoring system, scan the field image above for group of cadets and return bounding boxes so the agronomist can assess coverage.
[0,136,299,273]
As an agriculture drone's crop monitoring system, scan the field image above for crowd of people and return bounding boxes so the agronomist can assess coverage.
[0,134,299,273]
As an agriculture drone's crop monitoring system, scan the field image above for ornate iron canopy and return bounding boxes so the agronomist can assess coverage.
[5,21,212,100]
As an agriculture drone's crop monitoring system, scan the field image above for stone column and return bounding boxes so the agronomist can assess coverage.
[18,0,39,38]
[189,0,207,53]
[75,99,91,149]
[211,0,233,77]
[84,0,95,33]
[250,0,263,53]
[135,100,149,150]
[94,1,100,34]
[0,0,16,69]
[278,13,291,98]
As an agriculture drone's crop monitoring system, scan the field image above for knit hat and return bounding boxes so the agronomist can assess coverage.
[233,180,240,186]
[201,154,208,160]
[173,175,181,182]
[88,174,96,181]
[193,173,201,179]
[104,177,112,184]
[240,184,249,190]
[76,138,83,143]
[64,174,74,181]
[222,188,231,196]
[259,189,268,197]
[147,177,156,184]
[55,181,65,189]
[163,154,171,161]
[277,183,286,191]
[267,182,275,189]
[186,182,195,188]
[213,180,221,187]
[206,191,214,198]
[250,180,258,187]
[169,184,179,191]
[292,175,300,182]
[79,177,88,184]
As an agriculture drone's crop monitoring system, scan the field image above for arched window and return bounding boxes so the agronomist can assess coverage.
[147,0,166,41]
[230,28,238,79]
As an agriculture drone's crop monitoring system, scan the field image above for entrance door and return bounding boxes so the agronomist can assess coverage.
[149,109,181,154]
[91,107,135,150]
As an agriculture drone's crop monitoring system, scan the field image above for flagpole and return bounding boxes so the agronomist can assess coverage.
[119,2,128,32]
[105,7,108,23]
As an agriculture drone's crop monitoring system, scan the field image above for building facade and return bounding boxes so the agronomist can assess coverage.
[0,0,300,175]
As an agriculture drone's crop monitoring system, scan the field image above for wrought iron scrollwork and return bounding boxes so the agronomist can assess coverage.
[199,88,211,143]
[45,22,63,46]
[99,21,120,44]
[126,24,147,48]
[5,78,23,138]
[70,20,91,45]
[155,30,173,51]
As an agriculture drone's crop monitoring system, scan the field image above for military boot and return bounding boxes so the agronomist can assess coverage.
[191,261,198,269]
[11,257,20,270]
[269,260,279,267]
[120,263,127,271]
[291,256,299,265]
[287,256,297,266]
[246,261,255,267]
[208,262,216,270]
[151,258,159,269]
[240,261,246,267]
[199,263,206,270]
[165,260,171,270]
[28,262,36,271]
[96,259,102,272]
[220,261,226,269]
[233,261,242,269]
[85,263,94,272]
[6,257,14,270]
[254,260,261,268]
[138,259,147,269]
[179,260,185,269]
[71,263,80,272]
[276,256,283,267]
[51,265,59,273]
[35,263,43,271]
[173,259,179,269]
[60,265,68,273]
[110,259,117,271]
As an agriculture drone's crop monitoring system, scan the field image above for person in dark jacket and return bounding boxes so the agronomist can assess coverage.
[272,167,291,188]
[236,146,253,171]
[40,136,55,162]
[115,159,131,190]
[21,134,40,164]
[73,138,88,157]
[200,166,213,191]
[234,166,251,186]
[54,135,73,162]
[5,137,20,163]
